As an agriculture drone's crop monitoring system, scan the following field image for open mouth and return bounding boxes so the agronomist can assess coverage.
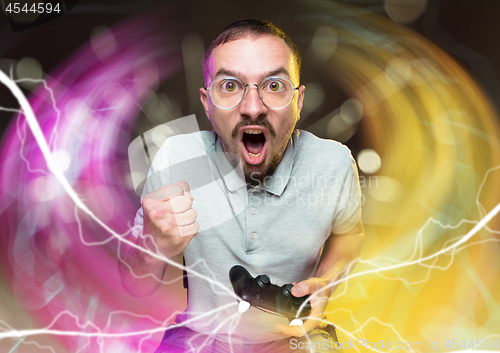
[240,128,267,165]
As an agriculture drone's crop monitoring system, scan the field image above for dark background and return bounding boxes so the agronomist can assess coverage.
[1,0,500,145]
[0,2,498,351]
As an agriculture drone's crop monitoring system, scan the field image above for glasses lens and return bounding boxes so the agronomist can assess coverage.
[259,77,295,109]
[207,76,297,109]
[209,77,245,109]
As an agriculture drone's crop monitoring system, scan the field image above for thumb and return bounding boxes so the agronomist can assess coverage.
[175,180,193,200]
[291,281,310,297]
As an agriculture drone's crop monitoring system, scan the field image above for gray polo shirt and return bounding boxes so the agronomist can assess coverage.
[132,130,361,344]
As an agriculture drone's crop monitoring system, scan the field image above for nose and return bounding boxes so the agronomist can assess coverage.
[238,84,268,118]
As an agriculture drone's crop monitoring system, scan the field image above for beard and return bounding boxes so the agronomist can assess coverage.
[244,152,280,187]
[214,117,290,188]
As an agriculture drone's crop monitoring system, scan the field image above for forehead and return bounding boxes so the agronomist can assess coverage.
[208,35,298,82]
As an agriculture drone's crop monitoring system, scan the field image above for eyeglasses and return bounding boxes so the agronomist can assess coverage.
[204,76,300,110]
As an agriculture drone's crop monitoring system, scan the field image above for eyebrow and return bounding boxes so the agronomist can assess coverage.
[213,67,291,81]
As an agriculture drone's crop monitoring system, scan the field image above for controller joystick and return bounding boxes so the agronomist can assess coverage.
[256,275,271,287]
[282,283,294,296]
[229,265,311,321]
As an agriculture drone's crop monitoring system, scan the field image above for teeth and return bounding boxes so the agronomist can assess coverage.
[248,152,261,157]
[245,129,262,134]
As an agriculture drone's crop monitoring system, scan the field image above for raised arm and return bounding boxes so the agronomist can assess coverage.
[118,181,199,297]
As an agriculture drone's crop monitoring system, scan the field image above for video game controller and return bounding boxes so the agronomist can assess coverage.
[229,265,312,321]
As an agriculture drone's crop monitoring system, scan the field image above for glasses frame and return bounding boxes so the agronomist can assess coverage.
[204,76,300,110]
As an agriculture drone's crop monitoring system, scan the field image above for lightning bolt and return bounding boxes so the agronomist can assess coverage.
[0,65,244,352]
[1,67,499,353]
[290,165,500,353]
[0,69,239,299]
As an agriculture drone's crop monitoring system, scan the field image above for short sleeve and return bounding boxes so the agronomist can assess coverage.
[331,156,362,234]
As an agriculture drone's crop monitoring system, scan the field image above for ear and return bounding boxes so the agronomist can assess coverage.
[296,85,305,121]
[199,87,210,120]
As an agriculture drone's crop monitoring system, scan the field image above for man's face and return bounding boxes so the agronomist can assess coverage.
[200,35,304,183]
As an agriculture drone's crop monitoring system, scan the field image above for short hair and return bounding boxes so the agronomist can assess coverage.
[202,19,301,85]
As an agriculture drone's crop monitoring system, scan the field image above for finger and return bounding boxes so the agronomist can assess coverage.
[178,221,200,238]
[143,195,193,218]
[291,281,310,297]
[145,184,185,201]
[175,181,193,200]
[173,209,197,227]
[291,278,323,297]
[169,195,193,213]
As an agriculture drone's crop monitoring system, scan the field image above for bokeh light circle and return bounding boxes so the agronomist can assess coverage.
[0,2,499,352]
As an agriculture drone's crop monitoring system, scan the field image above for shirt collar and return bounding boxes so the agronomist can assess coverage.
[213,131,297,195]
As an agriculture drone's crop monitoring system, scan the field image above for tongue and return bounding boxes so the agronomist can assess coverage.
[243,133,265,154]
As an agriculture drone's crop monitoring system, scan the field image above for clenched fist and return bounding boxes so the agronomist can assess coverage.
[141,181,199,259]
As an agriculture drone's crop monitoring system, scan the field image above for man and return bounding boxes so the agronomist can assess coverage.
[118,19,364,352]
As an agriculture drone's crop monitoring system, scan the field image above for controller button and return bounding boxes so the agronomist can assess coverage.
[282,283,294,296]
[256,275,271,287]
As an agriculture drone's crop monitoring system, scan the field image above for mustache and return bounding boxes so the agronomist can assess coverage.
[231,118,276,139]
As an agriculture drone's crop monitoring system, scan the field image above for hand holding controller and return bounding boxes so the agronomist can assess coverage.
[229,265,311,321]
